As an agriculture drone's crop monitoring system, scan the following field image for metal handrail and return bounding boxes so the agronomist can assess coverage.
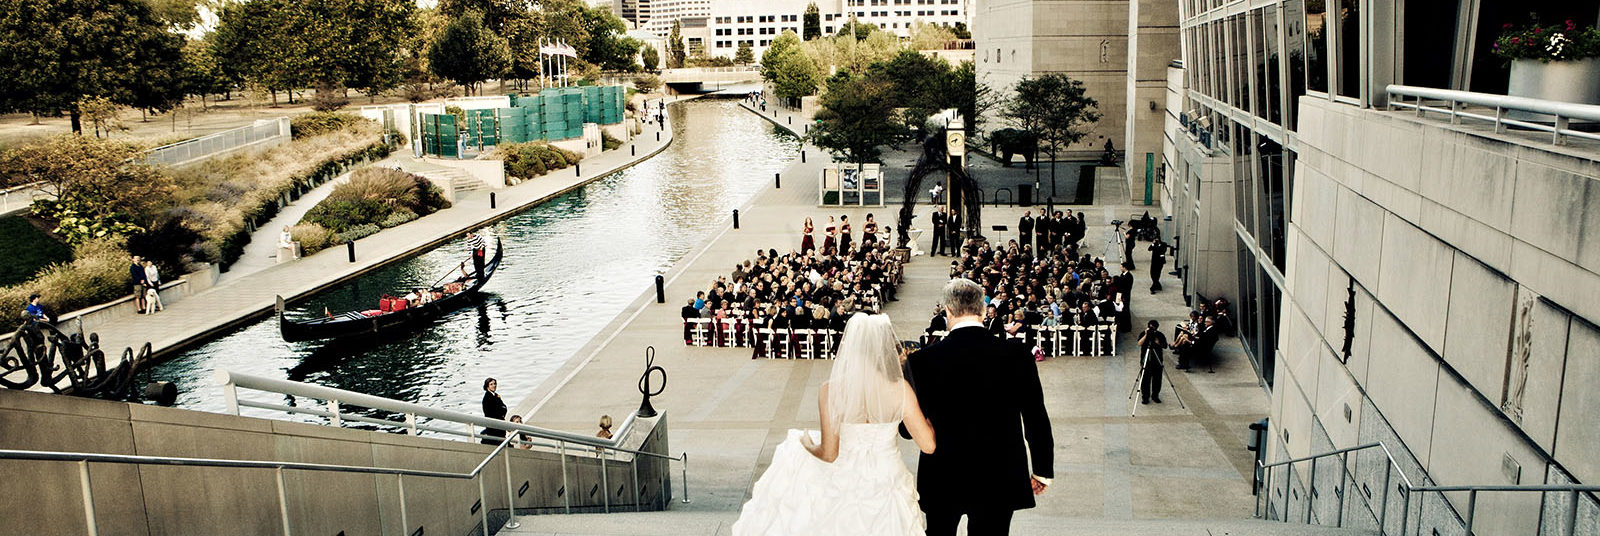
[1385,84,1600,145]
[1258,439,1598,536]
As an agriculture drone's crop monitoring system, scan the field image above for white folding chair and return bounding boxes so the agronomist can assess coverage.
[818,329,835,357]
[1069,326,1086,357]
[690,319,712,347]
[795,329,816,359]
[1104,324,1119,355]
[755,327,777,358]
[721,319,742,347]
[1092,324,1110,356]
[1033,326,1054,357]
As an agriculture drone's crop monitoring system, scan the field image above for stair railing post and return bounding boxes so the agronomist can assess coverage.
[397,474,408,536]
[80,461,99,536]
[504,447,521,529]
[680,452,691,503]
[1380,462,1393,531]
[1336,451,1348,528]
[1463,489,1476,536]
[601,450,611,513]
[275,466,290,536]
[1308,457,1316,525]
[1567,489,1581,536]
[560,442,571,513]
[477,467,489,535]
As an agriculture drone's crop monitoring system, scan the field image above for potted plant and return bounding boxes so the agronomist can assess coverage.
[1492,15,1600,116]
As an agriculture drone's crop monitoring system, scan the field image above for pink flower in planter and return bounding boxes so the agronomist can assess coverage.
[1566,20,1576,31]
[1511,37,1521,44]
[1533,27,1541,34]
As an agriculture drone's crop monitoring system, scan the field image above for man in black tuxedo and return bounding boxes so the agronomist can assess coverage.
[903,279,1053,536]
[931,206,948,256]
[681,299,700,343]
[1148,238,1170,293]
[1017,211,1034,253]
[948,211,963,255]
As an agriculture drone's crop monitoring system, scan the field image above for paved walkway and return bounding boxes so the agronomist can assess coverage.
[224,161,378,280]
[513,103,1271,534]
[62,102,683,364]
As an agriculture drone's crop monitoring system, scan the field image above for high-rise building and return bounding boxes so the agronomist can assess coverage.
[1160,0,1600,533]
[644,0,970,61]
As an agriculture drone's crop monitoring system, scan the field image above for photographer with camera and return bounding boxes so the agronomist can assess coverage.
[1136,320,1169,404]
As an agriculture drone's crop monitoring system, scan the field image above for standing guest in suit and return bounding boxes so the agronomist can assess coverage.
[681,299,701,343]
[481,378,508,445]
[949,210,963,254]
[1017,211,1034,253]
[1148,238,1170,293]
[1034,211,1049,253]
[931,206,948,256]
[800,217,815,255]
[1113,262,1135,298]
[1122,227,1138,270]
[902,278,1053,536]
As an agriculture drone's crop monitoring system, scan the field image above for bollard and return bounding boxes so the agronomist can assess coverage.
[490,192,496,209]
[733,209,740,229]
[775,172,781,189]
[788,116,792,125]
[575,163,581,176]
[656,131,661,142]
[632,145,636,156]
[801,151,806,163]
[654,275,665,304]
[347,241,356,263]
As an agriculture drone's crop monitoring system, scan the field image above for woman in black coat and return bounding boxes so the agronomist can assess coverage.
[482,377,508,445]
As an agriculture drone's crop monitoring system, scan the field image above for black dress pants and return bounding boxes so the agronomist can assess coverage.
[1140,353,1163,401]
[932,226,946,255]
[925,508,1014,536]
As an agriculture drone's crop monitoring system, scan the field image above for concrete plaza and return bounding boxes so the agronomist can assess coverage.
[509,103,1275,534]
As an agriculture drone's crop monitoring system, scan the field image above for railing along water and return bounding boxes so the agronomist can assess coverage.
[1385,84,1600,146]
[1257,440,1599,536]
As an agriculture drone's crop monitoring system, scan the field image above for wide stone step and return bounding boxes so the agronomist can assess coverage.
[497,510,1381,536]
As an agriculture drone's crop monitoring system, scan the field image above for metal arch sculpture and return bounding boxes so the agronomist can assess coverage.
[0,321,150,400]
[897,132,982,250]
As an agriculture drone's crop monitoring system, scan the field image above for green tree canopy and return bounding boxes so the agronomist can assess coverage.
[181,38,230,106]
[428,11,512,94]
[770,45,821,100]
[667,20,687,68]
[581,6,640,71]
[1003,73,1100,186]
[641,44,660,71]
[868,49,957,129]
[803,3,821,40]
[761,30,803,82]
[0,0,185,133]
[836,19,876,40]
[810,71,904,165]
[734,42,754,65]
[0,135,175,244]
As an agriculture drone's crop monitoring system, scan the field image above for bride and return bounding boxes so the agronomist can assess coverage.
[732,313,936,535]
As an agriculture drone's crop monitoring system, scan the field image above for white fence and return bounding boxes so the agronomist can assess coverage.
[146,118,291,167]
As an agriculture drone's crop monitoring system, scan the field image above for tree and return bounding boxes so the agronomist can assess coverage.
[667,20,687,68]
[1003,74,1101,196]
[734,42,755,65]
[869,49,956,130]
[429,12,512,95]
[907,20,957,51]
[329,0,419,99]
[810,71,904,166]
[634,74,662,93]
[641,44,660,71]
[212,0,312,104]
[0,0,184,133]
[952,22,971,39]
[836,19,876,40]
[770,46,821,101]
[953,61,998,137]
[0,135,175,245]
[761,30,803,82]
[180,39,230,109]
[581,6,640,71]
[803,3,822,40]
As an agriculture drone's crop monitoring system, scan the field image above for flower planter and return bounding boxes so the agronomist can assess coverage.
[1506,57,1600,121]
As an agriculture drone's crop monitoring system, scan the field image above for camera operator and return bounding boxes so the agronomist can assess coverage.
[1137,320,1169,404]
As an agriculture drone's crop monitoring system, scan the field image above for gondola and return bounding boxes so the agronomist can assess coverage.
[276,238,503,342]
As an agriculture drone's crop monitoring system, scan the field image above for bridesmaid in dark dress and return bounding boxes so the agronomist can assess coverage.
[862,213,878,244]
[822,216,837,255]
[839,215,853,254]
[481,378,507,445]
[801,217,816,255]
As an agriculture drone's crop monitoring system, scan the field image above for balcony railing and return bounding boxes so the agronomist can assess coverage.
[1385,84,1600,146]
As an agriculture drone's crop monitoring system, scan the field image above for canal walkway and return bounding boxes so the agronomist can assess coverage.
[51,98,686,373]
[512,102,1270,534]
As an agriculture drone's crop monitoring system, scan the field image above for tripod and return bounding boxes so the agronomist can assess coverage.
[1127,346,1187,417]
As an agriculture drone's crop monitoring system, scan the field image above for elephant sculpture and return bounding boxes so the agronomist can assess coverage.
[989,128,1038,168]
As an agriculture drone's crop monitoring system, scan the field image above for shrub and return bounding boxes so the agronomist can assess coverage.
[633,75,662,94]
[289,223,336,255]
[499,141,582,180]
[601,131,623,151]
[338,223,382,242]
[290,112,364,140]
[310,83,351,112]
[380,209,418,228]
[302,168,449,235]
[0,134,175,245]
[0,238,131,331]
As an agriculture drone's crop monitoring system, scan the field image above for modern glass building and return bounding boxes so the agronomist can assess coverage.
[1163,0,1600,533]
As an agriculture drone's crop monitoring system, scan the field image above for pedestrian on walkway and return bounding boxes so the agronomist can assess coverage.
[24,293,51,323]
[482,378,508,445]
[129,255,148,313]
[1148,238,1170,293]
[143,260,164,314]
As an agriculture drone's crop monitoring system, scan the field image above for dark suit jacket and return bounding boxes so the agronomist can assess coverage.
[901,326,1054,512]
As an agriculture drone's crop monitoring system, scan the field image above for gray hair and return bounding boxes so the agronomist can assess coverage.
[942,278,985,317]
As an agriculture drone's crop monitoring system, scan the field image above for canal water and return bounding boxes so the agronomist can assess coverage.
[141,99,799,419]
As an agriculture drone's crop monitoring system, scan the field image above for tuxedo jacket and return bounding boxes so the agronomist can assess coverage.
[1018,216,1034,234]
[901,326,1054,512]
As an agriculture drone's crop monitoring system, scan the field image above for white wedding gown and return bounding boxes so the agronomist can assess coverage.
[731,423,924,535]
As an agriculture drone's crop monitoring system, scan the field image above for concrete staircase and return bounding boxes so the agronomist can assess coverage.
[497,510,1382,536]
[414,166,486,197]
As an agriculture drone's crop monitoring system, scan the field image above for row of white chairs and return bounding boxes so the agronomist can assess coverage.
[683,318,843,359]
[919,323,1120,357]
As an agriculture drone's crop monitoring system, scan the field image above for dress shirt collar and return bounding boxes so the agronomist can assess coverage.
[951,319,984,331]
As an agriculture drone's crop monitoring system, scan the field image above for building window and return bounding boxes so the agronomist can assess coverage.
[1283,0,1305,129]
[1304,0,1328,93]
[1255,6,1282,125]
[1232,15,1251,114]
[1334,0,1360,99]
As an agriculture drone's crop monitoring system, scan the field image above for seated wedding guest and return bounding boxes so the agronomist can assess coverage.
[597,415,614,440]
[926,304,947,334]
[509,415,533,449]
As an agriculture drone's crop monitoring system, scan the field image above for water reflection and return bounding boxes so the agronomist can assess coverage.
[142,100,800,419]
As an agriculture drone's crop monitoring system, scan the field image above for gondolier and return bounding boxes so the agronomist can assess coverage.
[467,231,487,279]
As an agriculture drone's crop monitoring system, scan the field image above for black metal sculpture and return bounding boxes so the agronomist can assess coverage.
[637,346,666,418]
[897,131,982,250]
[1,321,151,401]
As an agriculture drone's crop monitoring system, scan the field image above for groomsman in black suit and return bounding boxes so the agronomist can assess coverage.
[948,211,963,255]
[931,206,948,256]
[1017,211,1034,253]
[903,279,1053,536]
[1148,238,1170,293]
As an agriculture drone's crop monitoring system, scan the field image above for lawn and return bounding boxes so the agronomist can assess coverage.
[0,215,73,287]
